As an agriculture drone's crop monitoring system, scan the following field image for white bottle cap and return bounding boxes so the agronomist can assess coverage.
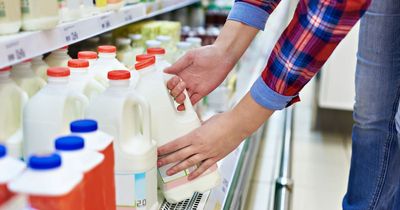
[186,37,202,45]
[156,35,171,43]
[129,34,142,40]
[145,40,161,48]
[116,38,131,46]
[176,42,191,50]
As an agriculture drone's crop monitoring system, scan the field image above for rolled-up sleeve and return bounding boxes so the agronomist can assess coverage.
[227,0,282,30]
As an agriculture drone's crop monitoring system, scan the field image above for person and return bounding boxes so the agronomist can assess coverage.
[157,0,400,209]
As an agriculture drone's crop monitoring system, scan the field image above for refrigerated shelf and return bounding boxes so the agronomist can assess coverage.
[0,0,199,69]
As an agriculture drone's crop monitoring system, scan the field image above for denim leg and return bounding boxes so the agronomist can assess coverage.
[342,0,400,209]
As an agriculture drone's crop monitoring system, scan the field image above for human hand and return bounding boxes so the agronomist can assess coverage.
[165,44,235,110]
[157,111,245,180]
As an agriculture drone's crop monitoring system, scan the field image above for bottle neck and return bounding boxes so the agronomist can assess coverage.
[12,63,34,75]
[137,65,156,75]
[109,79,130,88]
[47,76,69,85]
[98,52,116,59]
[70,67,89,77]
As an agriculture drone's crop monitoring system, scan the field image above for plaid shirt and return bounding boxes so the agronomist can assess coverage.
[228,0,371,110]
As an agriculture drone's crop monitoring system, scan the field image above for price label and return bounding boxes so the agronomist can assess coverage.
[124,11,133,22]
[63,25,79,43]
[99,15,112,30]
[5,41,26,63]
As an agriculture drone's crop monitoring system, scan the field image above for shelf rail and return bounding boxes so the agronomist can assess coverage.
[273,107,294,210]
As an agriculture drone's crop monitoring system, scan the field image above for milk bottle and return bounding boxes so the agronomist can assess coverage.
[55,136,106,210]
[21,0,59,31]
[11,60,46,97]
[81,0,97,16]
[0,0,21,35]
[146,47,171,71]
[60,0,81,22]
[68,59,105,100]
[77,51,98,79]
[95,45,127,87]
[0,145,25,206]
[8,153,85,210]
[174,41,191,60]
[129,34,145,60]
[0,67,28,159]
[135,58,221,203]
[116,38,135,68]
[86,70,158,210]
[45,46,72,67]
[31,56,49,81]
[23,67,88,159]
[186,37,202,49]
[156,35,174,62]
[70,119,115,210]
[145,40,161,49]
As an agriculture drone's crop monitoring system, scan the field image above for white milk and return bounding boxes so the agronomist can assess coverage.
[55,136,106,210]
[11,60,46,97]
[0,145,25,206]
[21,0,59,31]
[186,37,202,49]
[31,56,49,81]
[60,0,81,22]
[135,57,221,203]
[0,67,28,159]
[0,0,21,35]
[147,47,171,72]
[67,59,105,100]
[8,153,85,210]
[45,46,72,67]
[116,38,135,68]
[23,67,88,159]
[86,70,158,210]
[129,34,145,60]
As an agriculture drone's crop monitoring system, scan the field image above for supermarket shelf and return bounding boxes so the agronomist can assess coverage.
[0,0,199,69]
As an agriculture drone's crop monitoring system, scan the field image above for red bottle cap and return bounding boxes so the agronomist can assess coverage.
[47,67,70,77]
[135,57,156,70]
[136,54,155,62]
[0,66,12,72]
[147,47,165,55]
[98,45,116,53]
[78,51,97,59]
[68,59,89,68]
[108,70,131,80]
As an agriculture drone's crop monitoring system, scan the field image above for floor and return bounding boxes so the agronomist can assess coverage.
[245,79,353,210]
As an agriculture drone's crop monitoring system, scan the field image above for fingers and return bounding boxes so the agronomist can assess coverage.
[157,135,192,156]
[170,81,186,99]
[164,51,194,74]
[157,146,194,167]
[188,159,216,180]
[190,93,203,105]
[166,76,181,91]
[167,154,204,176]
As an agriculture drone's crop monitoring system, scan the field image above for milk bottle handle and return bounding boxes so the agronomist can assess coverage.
[38,78,47,89]
[163,73,196,114]
[67,91,89,117]
[88,79,106,98]
[127,93,151,143]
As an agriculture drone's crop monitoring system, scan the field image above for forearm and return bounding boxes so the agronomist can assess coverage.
[228,92,274,140]
[214,20,259,67]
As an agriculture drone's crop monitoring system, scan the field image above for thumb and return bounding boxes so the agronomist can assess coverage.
[164,51,194,75]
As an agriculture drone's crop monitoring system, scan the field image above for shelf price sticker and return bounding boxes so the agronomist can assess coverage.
[124,10,133,22]
[99,15,112,31]
[5,41,26,63]
[63,25,79,43]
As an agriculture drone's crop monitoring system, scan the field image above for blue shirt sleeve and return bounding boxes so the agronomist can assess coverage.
[250,77,297,110]
[227,2,270,31]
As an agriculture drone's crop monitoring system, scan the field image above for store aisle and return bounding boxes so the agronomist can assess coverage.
[245,79,352,210]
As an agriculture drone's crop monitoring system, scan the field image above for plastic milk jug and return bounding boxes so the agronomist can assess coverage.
[68,59,105,100]
[146,48,171,71]
[23,67,88,159]
[135,57,221,203]
[21,0,59,31]
[107,0,124,11]
[0,0,21,35]
[129,34,145,57]
[0,67,28,158]
[156,35,174,62]
[60,0,81,22]
[174,41,191,61]
[55,136,106,210]
[116,38,135,68]
[11,60,46,97]
[95,45,128,87]
[78,51,98,79]
[0,145,25,206]
[45,46,72,68]
[70,119,116,210]
[86,70,158,210]
[8,153,85,210]
[31,56,50,81]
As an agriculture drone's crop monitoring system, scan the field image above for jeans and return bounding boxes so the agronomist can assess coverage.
[342,0,400,209]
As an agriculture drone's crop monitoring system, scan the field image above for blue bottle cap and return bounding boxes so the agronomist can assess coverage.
[28,153,61,170]
[55,136,85,151]
[70,119,98,133]
[0,144,6,158]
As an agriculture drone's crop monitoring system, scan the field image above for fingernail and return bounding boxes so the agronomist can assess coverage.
[157,161,162,167]
[167,170,174,176]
